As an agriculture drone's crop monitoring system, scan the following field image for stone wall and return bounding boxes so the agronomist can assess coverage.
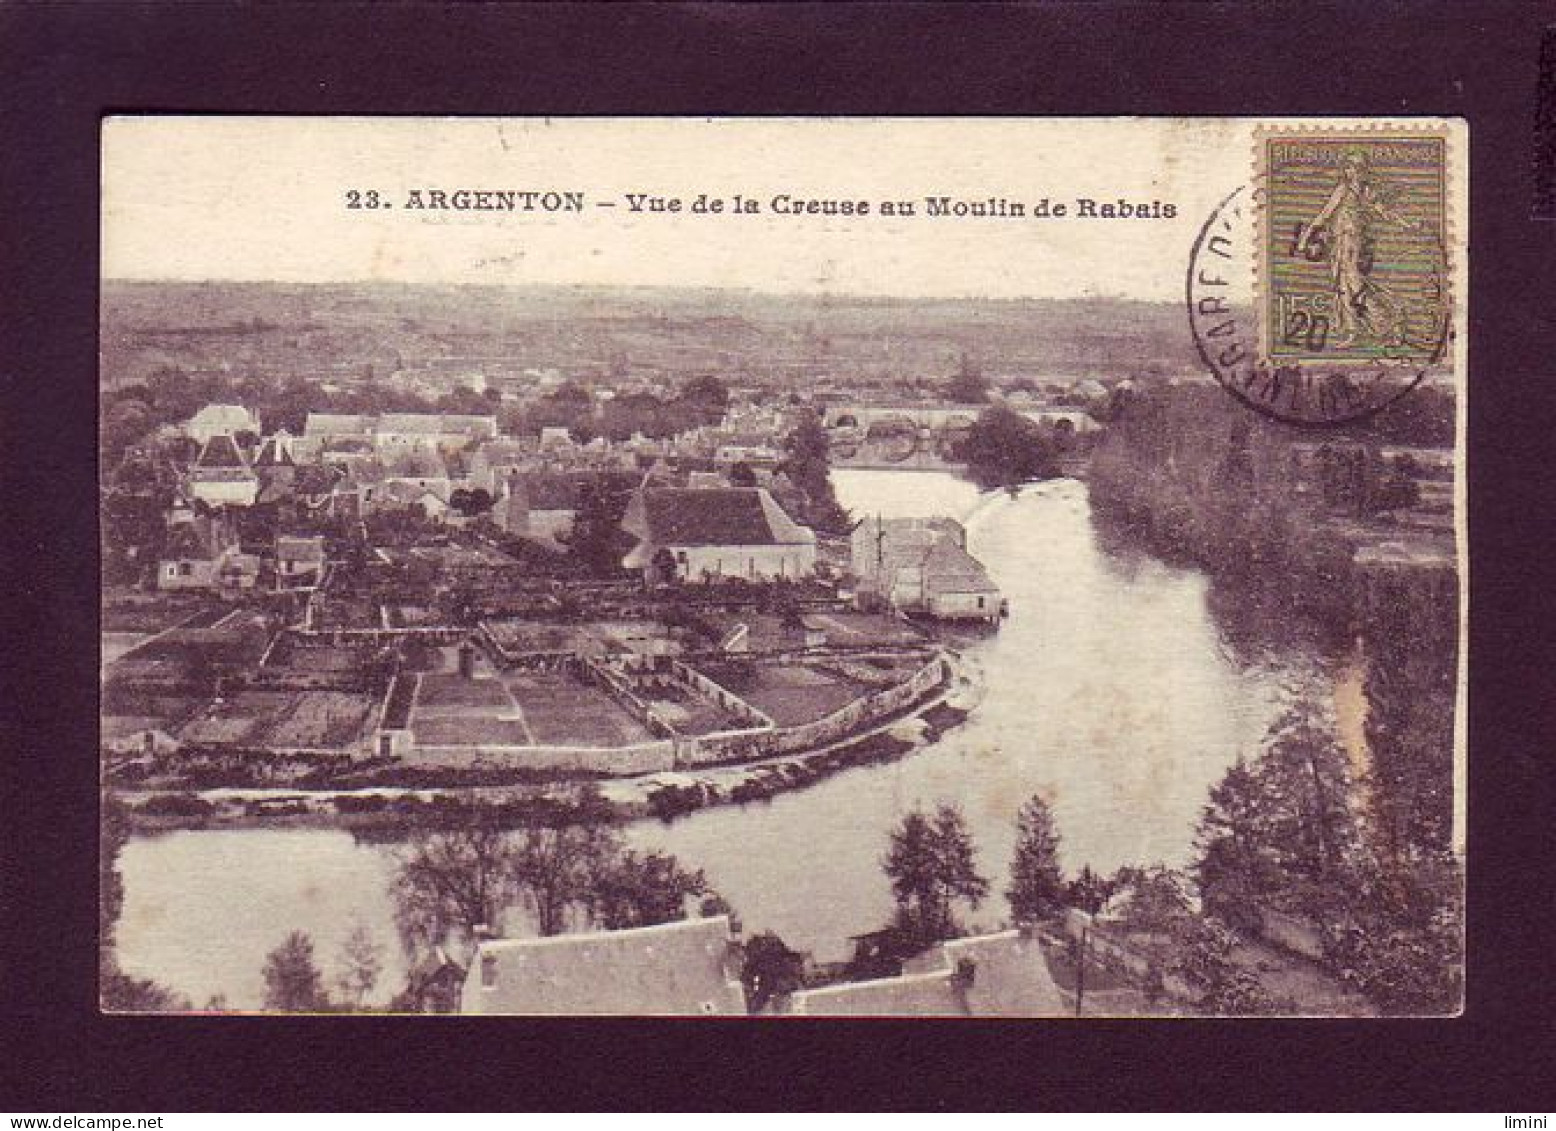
[405,739,676,776]
[393,652,950,777]
[674,653,950,768]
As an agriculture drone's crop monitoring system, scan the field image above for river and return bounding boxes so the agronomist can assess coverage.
[115,469,1324,1008]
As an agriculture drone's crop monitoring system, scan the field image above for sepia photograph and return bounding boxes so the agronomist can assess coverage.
[97,116,1467,1018]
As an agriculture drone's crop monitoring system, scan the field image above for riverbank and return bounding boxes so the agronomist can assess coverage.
[114,667,977,837]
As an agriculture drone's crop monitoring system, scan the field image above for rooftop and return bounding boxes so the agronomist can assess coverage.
[789,930,1064,1016]
[303,413,372,437]
[186,403,259,435]
[379,413,497,436]
[194,433,250,470]
[625,487,815,548]
[921,539,1001,596]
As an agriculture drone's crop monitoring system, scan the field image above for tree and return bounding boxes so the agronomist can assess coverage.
[262,931,329,1012]
[589,850,709,931]
[567,481,632,576]
[101,398,153,459]
[1193,706,1358,934]
[102,968,191,1013]
[449,487,495,518]
[741,932,806,1014]
[1173,918,1282,1016]
[882,803,989,948]
[953,403,1061,489]
[1111,865,1197,936]
[679,374,730,425]
[1192,758,1277,934]
[512,819,622,937]
[392,806,519,960]
[947,353,989,404]
[1323,845,1462,1016]
[780,408,850,534]
[335,923,386,1009]
[1065,864,1114,916]
[1006,794,1066,924]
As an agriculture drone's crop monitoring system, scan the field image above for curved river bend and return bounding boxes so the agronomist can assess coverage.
[117,470,1317,1008]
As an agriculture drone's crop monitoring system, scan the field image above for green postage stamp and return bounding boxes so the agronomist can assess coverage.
[1258,130,1451,365]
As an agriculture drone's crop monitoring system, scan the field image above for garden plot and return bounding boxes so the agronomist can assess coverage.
[176,690,376,750]
[413,672,522,716]
[101,594,214,634]
[501,671,656,747]
[265,691,375,748]
[801,611,927,648]
[405,672,531,746]
[176,691,296,746]
[697,662,870,727]
[638,683,748,737]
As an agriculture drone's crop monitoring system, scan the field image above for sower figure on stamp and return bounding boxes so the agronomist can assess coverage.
[1295,148,1424,349]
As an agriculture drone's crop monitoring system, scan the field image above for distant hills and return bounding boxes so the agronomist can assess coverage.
[101,278,1202,387]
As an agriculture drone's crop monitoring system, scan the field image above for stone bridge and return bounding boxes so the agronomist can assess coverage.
[823,402,1100,467]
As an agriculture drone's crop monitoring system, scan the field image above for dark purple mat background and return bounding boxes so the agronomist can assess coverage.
[3,0,1554,1112]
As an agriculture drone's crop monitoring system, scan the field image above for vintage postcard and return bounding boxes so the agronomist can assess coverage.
[98,117,1466,1017]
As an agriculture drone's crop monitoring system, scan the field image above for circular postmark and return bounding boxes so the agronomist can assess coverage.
[1187,184,1449,427]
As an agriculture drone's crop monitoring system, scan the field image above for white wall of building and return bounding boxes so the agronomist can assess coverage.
[189,478,259,507]
[671,543,816,582]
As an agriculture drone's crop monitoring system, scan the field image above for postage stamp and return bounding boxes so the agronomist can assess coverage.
[1257,129,1451,366]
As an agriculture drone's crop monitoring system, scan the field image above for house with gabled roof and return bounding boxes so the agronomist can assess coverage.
[291,463,345,518]
[919,538,1003,621]
[498,470,638,543]
[250,432,297,507]
[787,929,1064,1017]
[851,516,1002,622]
[275,534,327,589]
[621,486,816,584]
[378,479,450,521]
[187,433,259,507]
[461,916,747,1016]
[157,513,256,591]
[253,430,296,469]
[374,413,497,453]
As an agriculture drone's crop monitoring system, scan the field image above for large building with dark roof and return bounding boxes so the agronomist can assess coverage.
[620,486,817,583]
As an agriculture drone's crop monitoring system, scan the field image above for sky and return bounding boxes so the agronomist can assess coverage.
[102,117,1262,301]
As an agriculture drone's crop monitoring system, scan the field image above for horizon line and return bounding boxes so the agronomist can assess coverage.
[100,275,1178,307]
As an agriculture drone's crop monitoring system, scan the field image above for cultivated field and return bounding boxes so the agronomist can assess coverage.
[503,671,655,747]
[700,662,869,727]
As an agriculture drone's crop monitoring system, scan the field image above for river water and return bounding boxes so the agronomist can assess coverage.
[116,469,1322,1008]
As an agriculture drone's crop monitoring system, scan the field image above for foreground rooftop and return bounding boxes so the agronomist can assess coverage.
[462,915,747,1016]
